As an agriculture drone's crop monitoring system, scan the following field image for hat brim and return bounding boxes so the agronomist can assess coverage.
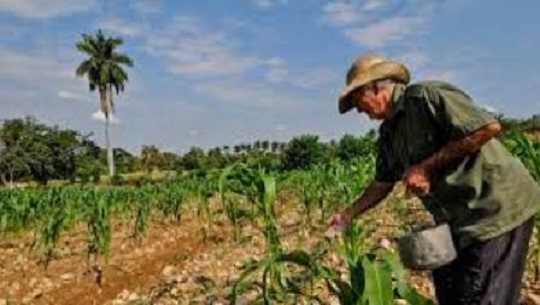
[338,61,410,114]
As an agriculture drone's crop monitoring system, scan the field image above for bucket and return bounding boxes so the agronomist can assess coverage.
[397,223,457,270]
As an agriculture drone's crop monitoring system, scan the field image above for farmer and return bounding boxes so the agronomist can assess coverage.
[326,54,540,305]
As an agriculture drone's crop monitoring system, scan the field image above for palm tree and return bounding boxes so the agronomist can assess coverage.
[75,29,134,177]
[262,140,269,152]
[271,141,279,153]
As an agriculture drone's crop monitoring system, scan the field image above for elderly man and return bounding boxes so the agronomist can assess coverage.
[327,55,540,305]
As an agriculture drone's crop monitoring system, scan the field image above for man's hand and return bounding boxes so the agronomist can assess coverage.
[404,164,431,196]
[325,208,354,239]
[324,181,395,239]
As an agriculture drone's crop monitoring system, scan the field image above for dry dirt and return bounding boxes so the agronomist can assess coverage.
[0,194,538,305]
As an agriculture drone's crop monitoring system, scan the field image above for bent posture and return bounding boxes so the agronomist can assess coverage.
[327,55,540,305]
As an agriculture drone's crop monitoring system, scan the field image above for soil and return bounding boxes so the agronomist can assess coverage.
[0,193,538,305]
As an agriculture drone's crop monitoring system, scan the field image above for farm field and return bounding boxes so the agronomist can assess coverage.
[2,2,540,304]
[0,133,539,305]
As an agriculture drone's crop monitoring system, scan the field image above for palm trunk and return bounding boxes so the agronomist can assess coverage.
[105,115,115,177]
[100,86,115,177]
[106,86,115,177]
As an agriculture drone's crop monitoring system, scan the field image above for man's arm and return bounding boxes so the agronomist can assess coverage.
[405,121,502,195]
[347,180,395,218]
[326,180,395,237]
[420,122,502,172]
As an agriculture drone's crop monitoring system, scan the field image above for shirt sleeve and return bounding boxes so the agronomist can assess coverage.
[374,129,403,183]
[422,84,498,139]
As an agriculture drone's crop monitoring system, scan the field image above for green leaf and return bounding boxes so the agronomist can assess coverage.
[362,256,393,305]
[396,284,435,305]
[350,260,365,301]
[230,257,268,302]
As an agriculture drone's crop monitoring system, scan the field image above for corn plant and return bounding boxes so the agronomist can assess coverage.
[37,188,74,269]
[219,164,256,241]
[503,131,540,282]
[84,190,112,265]
[224,167,300,303]
[132,186,152,241]
[230,242,328,304]
[324,221,433,305]
[503,130,540,180]
[257,170,281,253]
[231,221,434,304]
[312,162,334,223]
[161,183,185,222]
[192,174,218,243]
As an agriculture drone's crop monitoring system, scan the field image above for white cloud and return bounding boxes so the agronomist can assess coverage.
[419,69,458,83]
[0,47,87,93]
[391,50,459,83]
[195,79,309,111]
[264,58,289,83]
[361,0,385,12]
[265,62,337,90]
[92,110,121,124]
[319,0,387,27]
[0,0,95,18]
[144,16,301,84]
[265,67,289,83]
[293,68,338,89]
[98,18,145,37]
[130,0,161,15]
[58,90,85,101]
[393,51,429,68]
[221,18,249,30]
[143,15,334,92]
[146,16,267,77]
[188,130,200,137]
[320,2,360,26]
[481,104,498,113]
[248,0,287,9]
[319,1,432,49]
[345,16,424,47]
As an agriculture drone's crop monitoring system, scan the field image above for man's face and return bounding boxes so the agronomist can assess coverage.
[351,84,390,120]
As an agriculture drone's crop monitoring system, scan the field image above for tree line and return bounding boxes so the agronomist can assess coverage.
[1,113,537,186]
[0,116,379,186]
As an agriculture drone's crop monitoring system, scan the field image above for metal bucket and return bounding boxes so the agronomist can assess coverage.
[397,223,457,270]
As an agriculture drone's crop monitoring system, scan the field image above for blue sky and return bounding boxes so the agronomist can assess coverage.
[1,0,539,154]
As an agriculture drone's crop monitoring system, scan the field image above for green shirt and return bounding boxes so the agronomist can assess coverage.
[375,81,540,248]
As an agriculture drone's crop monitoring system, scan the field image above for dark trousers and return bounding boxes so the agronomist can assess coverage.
[432,218,534,305]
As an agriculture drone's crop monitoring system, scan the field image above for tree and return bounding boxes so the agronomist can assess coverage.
[45,127,80,183]
[75,29,134,177]
[207,147,225,169]
[271,141,279,153]
[140,145,164,173]
[262,140,270,152]
[281,135,327,170]
[75,137,102,183]
[114,148,137,173]
[0,118,33,186]
[162,152,180,170]
[0,117,87,185]
[337,133,376,161]
[181,147,206,170]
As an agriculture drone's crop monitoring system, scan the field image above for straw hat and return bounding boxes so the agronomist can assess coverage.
[338,55,411,114]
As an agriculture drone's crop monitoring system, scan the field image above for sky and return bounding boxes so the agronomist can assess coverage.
[0,0,539,155]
